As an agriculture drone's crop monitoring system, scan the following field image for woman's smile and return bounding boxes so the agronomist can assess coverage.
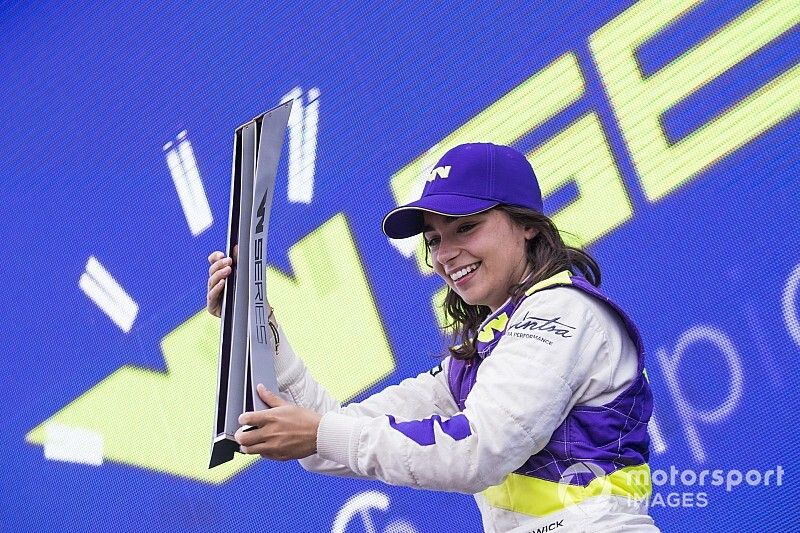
[449,261,481,286]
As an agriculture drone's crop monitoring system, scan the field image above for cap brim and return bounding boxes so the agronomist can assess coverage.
[382,195,499,239]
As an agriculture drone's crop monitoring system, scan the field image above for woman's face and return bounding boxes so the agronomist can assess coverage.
[423,209,536,312]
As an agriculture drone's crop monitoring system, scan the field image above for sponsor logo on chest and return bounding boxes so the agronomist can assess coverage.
[506,312,576,345]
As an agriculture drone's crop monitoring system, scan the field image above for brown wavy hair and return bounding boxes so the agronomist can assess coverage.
[425,205,601,360]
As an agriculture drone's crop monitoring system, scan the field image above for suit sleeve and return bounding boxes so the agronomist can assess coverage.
[314,288,613,493]
[271,321,458,476]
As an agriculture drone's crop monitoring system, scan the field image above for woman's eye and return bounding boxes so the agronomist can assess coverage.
[425,236,440,248]
[457,223,475,233]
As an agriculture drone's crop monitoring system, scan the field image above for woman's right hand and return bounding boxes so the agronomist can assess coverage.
[207,246,237,317]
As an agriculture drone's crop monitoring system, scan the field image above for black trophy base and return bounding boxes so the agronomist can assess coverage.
[209,435,240,468]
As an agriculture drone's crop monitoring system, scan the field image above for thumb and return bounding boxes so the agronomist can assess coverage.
[257,384,287,407]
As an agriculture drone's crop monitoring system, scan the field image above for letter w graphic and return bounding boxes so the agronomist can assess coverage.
[281,87,320,204]
[477,313,509,342]
[426,165,451,181]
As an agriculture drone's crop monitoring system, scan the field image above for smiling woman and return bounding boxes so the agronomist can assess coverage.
[207,143,659,532]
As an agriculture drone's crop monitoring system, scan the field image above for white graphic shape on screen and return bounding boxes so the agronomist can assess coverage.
[648,409,667,454]
[79,256,139,332]
[281,87,319,204]
[43,423,103,466]
[643,367,666,454]
[331,490,418,533]
[782,263,800,348]
[387,145,440,258]
[164,130,213,236]
[382,520,417,533]
[655,325,744,464]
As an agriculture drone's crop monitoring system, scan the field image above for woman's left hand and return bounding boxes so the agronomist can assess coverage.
[235,384,322,460]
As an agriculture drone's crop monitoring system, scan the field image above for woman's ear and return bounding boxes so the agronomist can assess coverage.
[523,225,538,241]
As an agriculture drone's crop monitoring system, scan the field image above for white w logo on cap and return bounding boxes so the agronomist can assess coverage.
[426,165,451,182]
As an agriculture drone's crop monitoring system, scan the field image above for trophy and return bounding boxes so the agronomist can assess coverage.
[209,100,293,468]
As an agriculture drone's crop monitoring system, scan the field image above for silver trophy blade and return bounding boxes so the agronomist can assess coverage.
[210,100,293,468]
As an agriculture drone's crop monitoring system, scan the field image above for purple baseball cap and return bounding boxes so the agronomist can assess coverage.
[382,142,543,239]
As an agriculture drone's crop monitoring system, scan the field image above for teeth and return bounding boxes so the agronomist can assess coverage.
[450,262,480,281]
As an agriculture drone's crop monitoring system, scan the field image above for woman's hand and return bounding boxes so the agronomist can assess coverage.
[206,245,237,317]
[235,385,322,460]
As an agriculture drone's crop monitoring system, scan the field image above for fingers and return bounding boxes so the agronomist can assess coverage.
[207,262,233,292]
[207,279,225,315]
[238,442,290,461]
[257,385,288,408]
[208,255,233,277]
[235,411,265,447]
[207,250,236,318]
[208,277,224,294]
[235,425,260,448]
[208,251,224,264]
[234,427,291,461]
[207,252,231,317]
[233,428,263,446]
[238,410,260,428]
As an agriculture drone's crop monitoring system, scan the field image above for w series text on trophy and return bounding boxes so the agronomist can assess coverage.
[209,100,293,468]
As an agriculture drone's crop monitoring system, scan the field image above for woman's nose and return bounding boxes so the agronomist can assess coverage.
[435,239,459,265]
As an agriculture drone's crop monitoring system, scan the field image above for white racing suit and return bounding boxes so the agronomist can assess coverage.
[272,271,658,532]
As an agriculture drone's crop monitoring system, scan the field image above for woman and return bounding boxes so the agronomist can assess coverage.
[207,143,658,532]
